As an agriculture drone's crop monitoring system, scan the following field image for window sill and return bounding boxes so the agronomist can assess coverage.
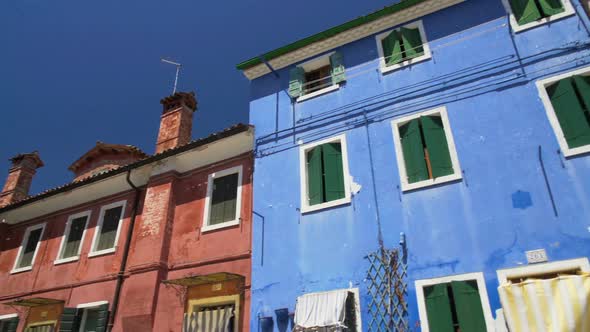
[54,256,80,265]
[508,10,575,33]
[10,266,32,274]
[401,173,462,192]
[561,144,590,158]
[300,196,351,214]
[88,247,116,258]
[296,84,340,103]
[380,53,432,75]
[201,220,240,233]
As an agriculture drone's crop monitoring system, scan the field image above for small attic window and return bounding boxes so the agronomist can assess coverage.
[288,51,346,102]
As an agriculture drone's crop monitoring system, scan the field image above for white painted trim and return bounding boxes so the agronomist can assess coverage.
[297,84,340,103]
[54,210,91,264]
[0,313,18,320]
[11,222,46,274]
[536,65,590,157]
[496,257,590,284]
[390,106,462,192]
[201,165,243,233]
[295,288,362,331]
[501,0,575,33]
[89,200,126,256]
[241,0,465,80]
[299,134,352,214]
[376,20,432,74]
[76,300,108,309]
[415,272,494,332]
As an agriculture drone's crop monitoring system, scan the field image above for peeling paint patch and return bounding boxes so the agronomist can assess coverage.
[349,176,362,195]
[140,187,171,237]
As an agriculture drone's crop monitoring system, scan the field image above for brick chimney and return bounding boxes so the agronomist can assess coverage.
[156,92,197,154]
[0,152,44,207]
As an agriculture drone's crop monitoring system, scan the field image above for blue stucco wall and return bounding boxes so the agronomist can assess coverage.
[247,0,590,330]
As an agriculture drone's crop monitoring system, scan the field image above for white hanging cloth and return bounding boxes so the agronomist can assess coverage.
[498,273,590,332]
[294,290,349,330]
[182,306,233,332]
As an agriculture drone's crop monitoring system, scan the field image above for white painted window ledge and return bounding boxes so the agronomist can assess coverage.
[297,84,340,103]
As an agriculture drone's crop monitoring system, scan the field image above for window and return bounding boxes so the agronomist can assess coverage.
[202,166,243,232]
[391,107,462,192]
[186,295,240,332]
[55,211,91,264]
[415,273,494,332]
[293,288,361,331]
[60,301,109,332]
[376,20,431,74]
[502,0,575,32]
[0,314,19,332]
[89,201,126,257]
[299,134,351,213]
[11,223,46,273]
[537,67,590,157]
[288,51,346,102]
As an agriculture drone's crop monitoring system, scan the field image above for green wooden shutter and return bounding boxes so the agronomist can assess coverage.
[509,0,542,25]
[538,0,565,17]
[420,116,454,179]
[95,303,109,332]
[63,217,86,258]
[288,67,305,98]
[401,27,424,60]
[307,146,324,205]
[210,174,238,225]
[96,207,122,251]
[382,30,403,66]
[548,78,590,149]
[59,308,80,332]
[451,280,487,332]
[424,284,454,332]
[399,119,428,184]
[322,143,345,202]
[330,52,346,84]
[5,317,19,332]
[573,75,590,111]
[18,228,43,268]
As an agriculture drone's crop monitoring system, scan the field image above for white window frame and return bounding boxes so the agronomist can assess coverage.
[299,134,352,214]
[391,106,462,192]
[89,200,126,257]
[501,0,575,33]
[536,65,590,157]
[296,51,341,103]
[497,257,590,284]
[0,313,18,331]
[295,288,362,331]
[55,210,91,265]
[11,223,46,274]
[77,301,109,332]
[415,272,495,332]
[376,20,432,75]
[201,165,243,233]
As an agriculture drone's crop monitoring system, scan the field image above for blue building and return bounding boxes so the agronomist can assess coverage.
[238,0,590,331]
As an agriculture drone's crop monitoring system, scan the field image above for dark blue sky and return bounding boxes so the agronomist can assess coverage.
[1,0,394,194]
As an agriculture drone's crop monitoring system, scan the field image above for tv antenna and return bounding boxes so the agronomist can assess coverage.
[161,58,182,94]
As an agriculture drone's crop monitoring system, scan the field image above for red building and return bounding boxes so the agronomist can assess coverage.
[0,92,254,332]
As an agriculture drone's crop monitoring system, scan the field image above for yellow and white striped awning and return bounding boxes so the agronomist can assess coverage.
[498,273,590,332]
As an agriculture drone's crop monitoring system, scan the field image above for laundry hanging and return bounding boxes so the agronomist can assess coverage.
[293,290,350,332]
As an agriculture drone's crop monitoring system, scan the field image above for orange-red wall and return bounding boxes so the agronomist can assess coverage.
[0,153,252,331]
